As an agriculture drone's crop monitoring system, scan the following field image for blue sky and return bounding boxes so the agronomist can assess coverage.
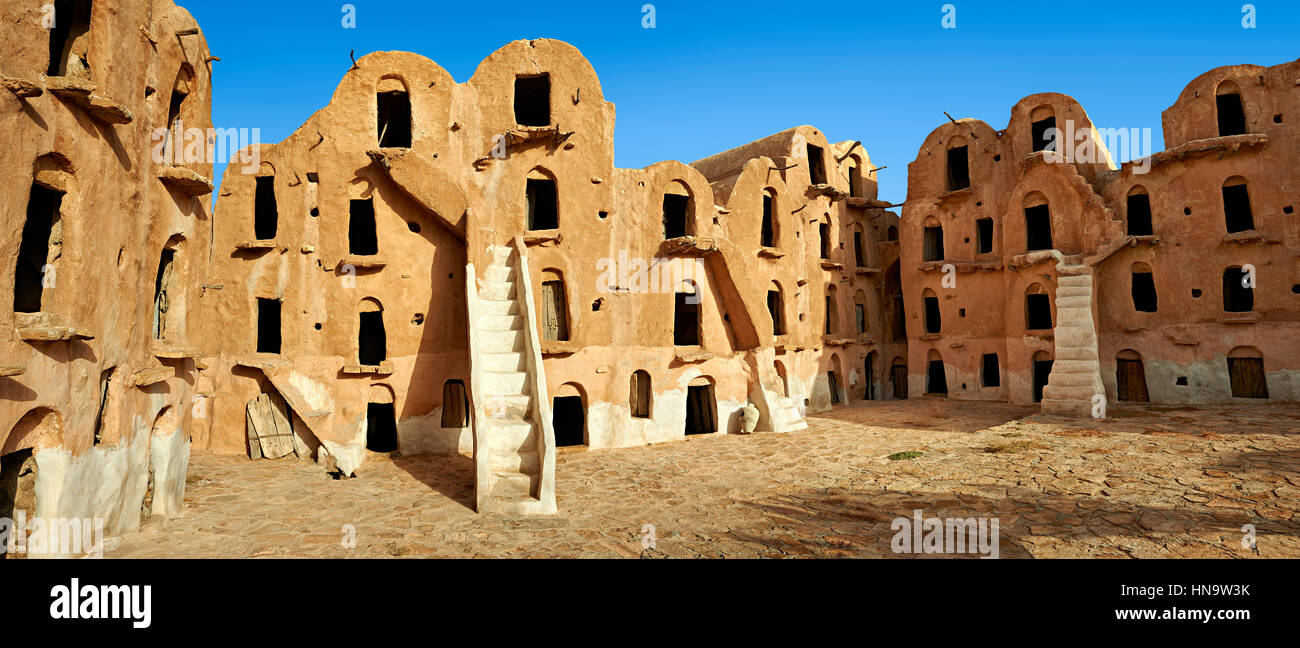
[189,0,1298,204]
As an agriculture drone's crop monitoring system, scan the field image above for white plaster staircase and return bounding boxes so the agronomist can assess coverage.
[465,238,556,514]
[747,351,808,432]
[1041,264,1105,417]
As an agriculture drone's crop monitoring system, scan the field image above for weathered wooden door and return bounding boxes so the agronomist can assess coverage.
[542,280,568,341]
[1228,358,1269,398]
[892,364,908,399]
[245,392,295,459]
[1116,359,1150,402]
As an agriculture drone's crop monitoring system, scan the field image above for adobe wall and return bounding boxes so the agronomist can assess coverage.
[0,0,212,550]
[902,59,1300,409]
[202,41,902,469]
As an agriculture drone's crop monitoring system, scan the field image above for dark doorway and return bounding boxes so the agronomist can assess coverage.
[1217,93,1247,137]
[761,194,775,247]
[674,291,700,346]
[1031,116,1057,152]
[377,91,412,148]
[349,199,378,256]
[806,144,827,185]
[982,353,1001,388]
[853,231,866,267]
[630,370,651,418]
[1127,193,1153,236]
[767,290,785,335]
[946,146,970,191]
[924,296,941,334]
[1026,294,1052,330]
[922,226,944,262]
[46,0,92,77]
[864,354,876,400]
[93,367,114,445]
[926,360,948,395]
[849,164,862,197]
[819,222,831,258]
[552,396,585,447]
[514,75,551,127]
[1033,359,1054,403]
[1025,205,1053,251]
[0,449,38,534]
[663,193,690,239]
[1132,272,1158,312]
[976,218,994,254]
[1116,359,1150,402]
[365,403,397,452]
[891,362,909,399]
[685,385,717,435]
[256,298,281,354]
[1222,268,1254,312]
[526,178,558,230]
[14,184,63,313]
[358,310,387,365]
[441,380,468,427]
[153,248,175,339]
[254,176,277,240]
[1228,357,1269,399]
[828,371,842,404]
[1222,183,1254,233]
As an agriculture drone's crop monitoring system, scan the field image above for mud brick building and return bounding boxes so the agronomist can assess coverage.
[901,59,1300,415]
[197,41,900,513]
[1,0,214,553]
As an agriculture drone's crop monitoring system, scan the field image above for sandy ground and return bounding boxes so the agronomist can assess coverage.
[106,400,1300,558]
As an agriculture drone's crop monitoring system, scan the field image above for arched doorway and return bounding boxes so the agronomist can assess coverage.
[1116,349,1150,402]
[1032,351,1054,403]
[552,383,586,447]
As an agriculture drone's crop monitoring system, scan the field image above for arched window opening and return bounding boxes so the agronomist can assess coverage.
[526,170,558,230]
[923,289,941,335]
[514,74,551,127]
[47,0,92,77]
[1223,267,1254,312]
[358,299,387,366]
[1216,82,1247,137]
[441,380,468,428]
[541,270,570,342]
[349,198,378,256]
[1222,177,1255,233]
[926,351,948,396]
[1025,284,1053,330]
[14,182,64,313]
[1131,262,1157,312]
[673,281,700,346]
[1127,187,1153,236]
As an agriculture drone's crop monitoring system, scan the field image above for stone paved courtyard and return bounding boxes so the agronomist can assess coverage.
[107,401,1300,558]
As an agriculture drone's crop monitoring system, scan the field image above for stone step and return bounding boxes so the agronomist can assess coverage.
[480,329,525,353]
[1054,328,1097,348]
[1056,346,1099,362]
[484,265,516,283]
[481,351,526,373]
[488,246,513,264]
[1058,275,1093,287]
[1041,398,1095,417]
[490,419,537,453]
[1056,286,1092,298]
[1049,373,1103,388]
[480,314,523,332]
[1055,296,1092,309]
[493,450,540,474]
[480,280,513,301]
[1042,384,1102,403]
[490,470,536,499]
[478,298,519,317]
[484,393,531,419]
[482,370,528,395]
[1051,359,1101,375]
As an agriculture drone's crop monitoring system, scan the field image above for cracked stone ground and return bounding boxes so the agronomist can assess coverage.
[107,400,1300,558]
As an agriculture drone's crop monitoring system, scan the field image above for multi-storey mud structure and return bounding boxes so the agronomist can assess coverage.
[1,0,213,553]
[901,59,1299,415]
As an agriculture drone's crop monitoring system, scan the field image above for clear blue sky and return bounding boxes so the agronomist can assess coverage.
[189,0,1298,205]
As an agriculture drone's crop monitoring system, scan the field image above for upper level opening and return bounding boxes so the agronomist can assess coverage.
[1216,81,1247,137]
[662,181,693,239]
[47,0,92,77]
[514,74,551,127]
[1222,176,1255,233]
[806,143,827,185]
[946,144,970,191]
[1023,194,1053,251]
[377,78,412,148]
[1126,186,1153,236]
[1030,106,1058,153]
[526,169,558,230]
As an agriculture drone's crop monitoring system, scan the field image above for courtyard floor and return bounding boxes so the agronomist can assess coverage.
[107,400,1300,558]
